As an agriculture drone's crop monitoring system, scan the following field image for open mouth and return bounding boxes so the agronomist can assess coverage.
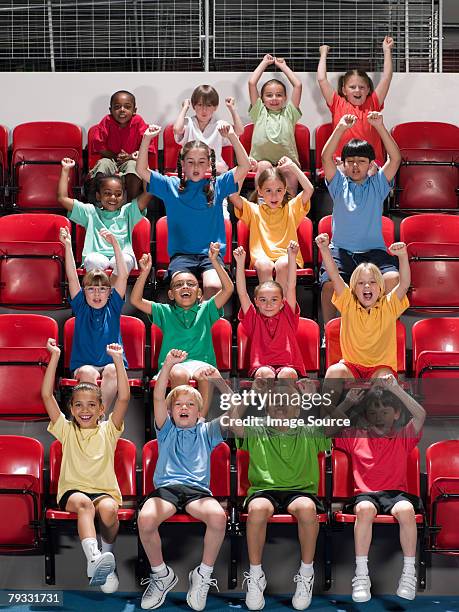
[79,415,93,422]
[362,291,373,301]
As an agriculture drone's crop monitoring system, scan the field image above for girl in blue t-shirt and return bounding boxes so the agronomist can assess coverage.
[136,123,250,299]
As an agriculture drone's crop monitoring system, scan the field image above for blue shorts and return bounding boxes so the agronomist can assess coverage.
[319,247,398,287]
[167,254,225,280]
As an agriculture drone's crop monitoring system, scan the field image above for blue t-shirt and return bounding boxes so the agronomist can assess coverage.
[69,288,127,371]
[154,416,224,493]
[327,169,391,252]
[147,170,237,257]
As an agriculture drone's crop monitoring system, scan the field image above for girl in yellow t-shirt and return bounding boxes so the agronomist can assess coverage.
[229,157,313,294]
[42,339,130,594]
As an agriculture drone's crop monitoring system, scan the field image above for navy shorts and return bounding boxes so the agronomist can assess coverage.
[343,490,424,515]
[139,484,213,513]
[167,254,225,280]
[245,489,325,514]
[319,247,398,287]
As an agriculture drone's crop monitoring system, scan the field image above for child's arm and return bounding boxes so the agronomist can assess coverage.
[136,125,162,183]
[130,253,153,315]
[376,374,426,433]
[367,112,401,182]
[136,190,153,212]
[57,158,76,212]
[233,246,252,314]
[209,242,234,310]
[213,376,248,438]
[173,99,191,139]
[315,233,346,297]
[59,226,80,300]
[41,339,62,425]
[374,36,394,105]
[99,229,128,298]
[387,242,410,300]
[285,240,299,312]
[317,45,335,106]
[154,349,188,429]
[225,97,245,137]
[274,57,302,108]
[322,114,357,182]
[248,54,275,106]
[277,156,314,205]
[107,343,130,430]
[228,192,244,212]
[218,122,251,184]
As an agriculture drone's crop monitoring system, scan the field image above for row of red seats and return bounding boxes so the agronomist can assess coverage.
[0,312,458,421]
[0,120,457,212]
[1,434,458,589]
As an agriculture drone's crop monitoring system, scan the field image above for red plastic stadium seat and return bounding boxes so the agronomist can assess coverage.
[412,318,459,417]
[237,317,320,376]
[0,125,8,204]
[400,213,459,245]
[0,214,71,307]
[0,314,58,419]
[426,440,459,554]
[314,123,333,183]
[0,436,44,552]
[325,317,406,375]
[87,124,158,171]
[12,122,83,211]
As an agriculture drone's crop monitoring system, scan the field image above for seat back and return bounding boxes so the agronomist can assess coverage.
[87,124,159,171]
[0,124,8,188]
[314,123,333,179]
[412,318,459,366]
[407,243,459,309]
[400,214,459,245]
[391,122,459,150]
[142,439,230,497]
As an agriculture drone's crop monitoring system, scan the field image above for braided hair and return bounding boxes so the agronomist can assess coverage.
[176,140,216,206]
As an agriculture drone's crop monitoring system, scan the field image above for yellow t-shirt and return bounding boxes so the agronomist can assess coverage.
[48,412,124,505]
[332,286,409,371]
[235,194,310,267]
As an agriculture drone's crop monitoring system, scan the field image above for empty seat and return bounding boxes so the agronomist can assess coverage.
[400,213,459,245]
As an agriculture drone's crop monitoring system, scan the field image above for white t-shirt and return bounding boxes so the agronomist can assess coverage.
[175,116,231,173]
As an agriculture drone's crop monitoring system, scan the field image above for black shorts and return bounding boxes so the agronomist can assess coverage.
[167,254,225,280]
[343,490,424,515]
[319,247,398,287]
[58,490,114,511]
[140,484,213,513]
[245,489,325,514]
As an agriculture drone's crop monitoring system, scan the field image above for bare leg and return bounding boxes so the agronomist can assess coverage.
[66,493,97,540]
[273,256,289,295]
[202,268,222,301]
[254,161,273,188]
[321,281,337,325]
[169,364,191,388]
[391,501,417,557]
[246,497,275,565]
[95,497,119,545]
[253,367,276,380]
[138,497,177,567]
[383,271,399,294]
[278,164,299,196]
[354,501,377,557]
[100,363,117,412]
[194,367,223,418]
[287,497,319,563]
[277,367,298,380]
[125,173,143,201]
[186,497,227,566]
[254,258,275,284]
[323,362,355,408]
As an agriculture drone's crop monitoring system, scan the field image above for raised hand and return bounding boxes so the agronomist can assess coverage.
[225,97,236,110]
[367,111,383,127]
[315,233,330,249]
[388,242,407,258]
[338,114,357,129]
[182,98,191,111]
[217,120,234,138]
[46,337,61,357]
[117,149,130,164]
[262,53,275,65]
[59,226,71,246]
[319,45,331,55]
[138,253,152,274]
[99,228,117,246]
[277,156,294,169]
[274,57,286,67]
[288,240,300,256]
[208,242,221,261]
[233,245,247,266]
[106,343,124,359]
[164,349,188,367]
[143,124,161,139]
[382,35,394,51]
[61,157,76,169]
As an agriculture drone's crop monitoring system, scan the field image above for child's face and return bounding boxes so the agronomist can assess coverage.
[266,397,299,422]
[254,286,284,317]
[193,100,217,125]
[261,82,287,111]
[110,92,136,126]
[171,391,201,428]
[258,177,286,209]
[83,284,111,309]
[343,156,371,184]
[342,75,370,106]
[183,148,210,182]
[168,272,201,309]
[96,178,125,211]
[354,269,380,310]
[70,389,105,429]
[365,401,400,435]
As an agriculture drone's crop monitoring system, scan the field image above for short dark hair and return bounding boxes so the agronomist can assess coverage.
[363,388,406,416]
[191,85,219,107]
[341,139,376,162]
[110,90,136,108]
[95,174,125,194]
[261,78,287,98]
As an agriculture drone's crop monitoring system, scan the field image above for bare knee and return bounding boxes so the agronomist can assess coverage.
[76,365,99,384]
[247,499,274,523]
[75,497,96,516]
[254,259,274,277]
[138,507,161,535]
[392,502,415,524]
[277,367,298,379]
[289,498,317,524]
[102,363,117,383]
[325,363,353,379]
[169,365,190,387]
[204,507,227,531]
[355,501,377,522]
[321,281,335,299]
[383,271,399,293]
[254,367,275,379]
[97,499,119,528]
[274,259,289,276]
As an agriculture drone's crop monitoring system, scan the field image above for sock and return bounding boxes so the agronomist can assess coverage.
[199,562,213,578]
[81,537,100,562]
[355,556,368,576]
[101,538,114,554]
[403,556,416,575]
[300,561,314,577]
[250,564,264,578]
[151,563,168,577]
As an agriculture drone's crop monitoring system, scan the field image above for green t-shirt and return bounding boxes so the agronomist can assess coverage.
[69,199,146,259]
[249,98,301,165]
[237,425,331,498]
[150,297,224,369]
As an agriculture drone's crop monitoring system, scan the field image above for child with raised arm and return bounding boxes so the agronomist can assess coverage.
[138,349,228,610]
[42,339,130,593]
[136,123,250,299]
[317,37,394,167]
[333,375,425,602]
[60,226,129,411]
[130,242,233,416]
[58,158,151,278]
[248,54,303,194]
[229,157,313,294]
[319,112,402,324]
[234,241,306,379]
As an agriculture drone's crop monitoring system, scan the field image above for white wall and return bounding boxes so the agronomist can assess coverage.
[3,72,458,146]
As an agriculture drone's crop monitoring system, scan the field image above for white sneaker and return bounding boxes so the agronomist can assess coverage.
[292,572,314,610]
[88,552,116,586]
[243,570,267,610]
[100,570,119,594]
[140,566,178,609]
[186,566,218,611]
[352,574,371,603]
[397,572,417,600]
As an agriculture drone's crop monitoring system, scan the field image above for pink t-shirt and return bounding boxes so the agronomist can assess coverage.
[238,301,306,376]
[328,91,384,166]
[90,114,155,156]
[333,421,421,494]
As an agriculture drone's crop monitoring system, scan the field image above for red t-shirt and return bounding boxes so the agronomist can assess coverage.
[90,114,155,155]
[238,301,306,376]
[333,421,421,494]
[328,91,384,166]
